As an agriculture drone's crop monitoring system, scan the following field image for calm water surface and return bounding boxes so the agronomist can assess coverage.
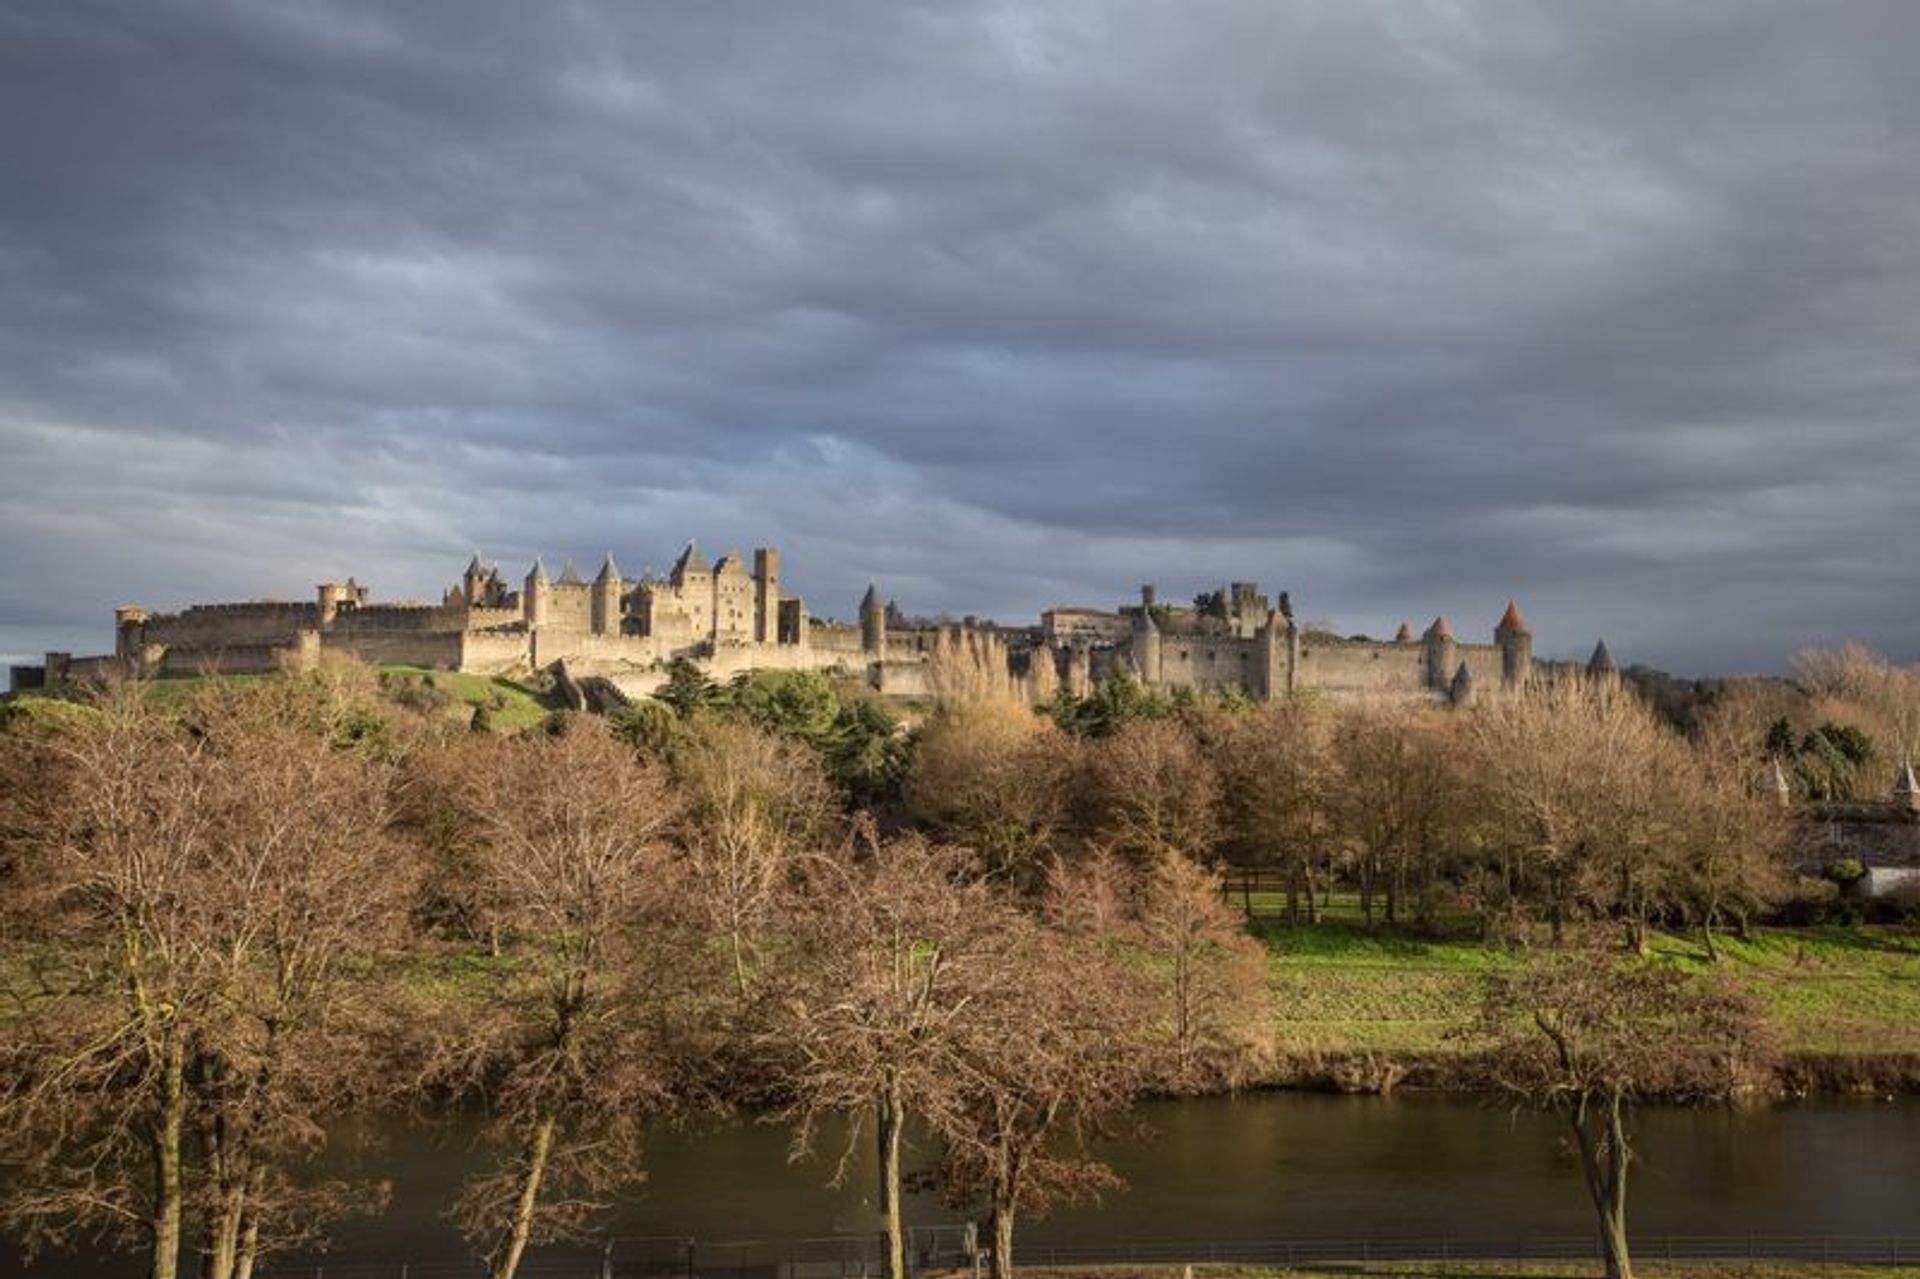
[6,1093,1917,1274]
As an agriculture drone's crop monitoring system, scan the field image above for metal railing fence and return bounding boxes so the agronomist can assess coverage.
[253,1231,1920,1278]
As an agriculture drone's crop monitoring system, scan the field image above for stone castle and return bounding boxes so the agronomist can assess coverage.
[15,541,1615,703]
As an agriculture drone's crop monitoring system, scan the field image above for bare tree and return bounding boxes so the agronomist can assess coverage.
[932,918,1148,1279]
[1212,703,1340,922]
[1081,719,1220,865]
[670,717,838,999]
[415,718,683,1279]
[1467,677,1686,949]
[1330,700,1465,926]
[1130,850,1271,1089]
[771,833,1017,1279]
[178,682,415,1279]
[0,680,410,1279]
[1464,939,1775,1279]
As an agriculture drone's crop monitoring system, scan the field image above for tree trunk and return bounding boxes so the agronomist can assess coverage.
[233,1165,266,1279]
[492,1111,557,1279]
[1701,920,1721,964]
[877,1077,906,1279]
[201,1167,244,1279]
[150,1033,186,1279]
[988,1200,1016,1279]
[1598,1092,1634,1279]
[1571,1093,1635,1279]
[200,1106,248,1279]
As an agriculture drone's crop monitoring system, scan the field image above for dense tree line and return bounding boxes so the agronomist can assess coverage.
[0,644,1908,1279]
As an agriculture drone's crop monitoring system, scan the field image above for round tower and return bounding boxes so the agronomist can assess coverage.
[1422,617,1456,694]
[524,559,549,631]
[859,584,886,655]
[1449,660,1475,706]
[316,582,346,629]
[1131,604,1163,686]
[592,553,623,636]
[114,605,148,663]
[1588,639,1618,683]
[1495,600,1532,690]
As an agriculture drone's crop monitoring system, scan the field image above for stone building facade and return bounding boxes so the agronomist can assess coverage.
[18,545,1608,705]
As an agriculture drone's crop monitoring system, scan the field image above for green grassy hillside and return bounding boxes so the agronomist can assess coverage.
[1263,921,1920,1058]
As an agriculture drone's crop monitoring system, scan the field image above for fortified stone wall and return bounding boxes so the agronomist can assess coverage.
[1292,638,1429,698]
[331,603,460,634]
[145,603,317,647]
[460,630,533,675]
[810,621,867,656]
[1157,634,1262,692]
[542,584,593,633]
[327,631,464,669]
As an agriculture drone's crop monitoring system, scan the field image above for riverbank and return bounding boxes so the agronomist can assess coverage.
[1257,922,1920,1094]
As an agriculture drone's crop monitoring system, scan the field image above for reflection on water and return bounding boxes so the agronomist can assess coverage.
[5,1093,1916,1274]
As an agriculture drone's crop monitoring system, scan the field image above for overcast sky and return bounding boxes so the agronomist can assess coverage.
[4,1,1919,674]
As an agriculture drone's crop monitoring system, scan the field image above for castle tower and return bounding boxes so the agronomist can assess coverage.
[463,553,488,606]
[1422,617,1456,694]
[591,553,623,636]
[1394,621,1413,644]
[1131,602,1163,686]
[753,547,781,644]
[114,605,148,664]
[1449,660,1475,706]
[524,558,549,631]
[1588,639,1618,683]
[316,582,347,630]
[1495,600,1532,690]
[1255,608,1294,702]
[859,584,886,655]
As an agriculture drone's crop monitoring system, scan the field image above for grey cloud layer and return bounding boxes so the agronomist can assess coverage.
[4,0,1918,671]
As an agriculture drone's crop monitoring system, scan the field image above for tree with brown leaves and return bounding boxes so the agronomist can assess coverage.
[414,717,683,1279]
[1464,940,1775,1279]
[905,701,1078,889]
[1130,850,1272,1089]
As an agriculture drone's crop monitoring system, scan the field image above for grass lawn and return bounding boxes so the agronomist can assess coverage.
[373,664,561,732]
[1258,916,1920,1059]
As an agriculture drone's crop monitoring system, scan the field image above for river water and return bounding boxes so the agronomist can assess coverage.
[5,1093,1917,1274]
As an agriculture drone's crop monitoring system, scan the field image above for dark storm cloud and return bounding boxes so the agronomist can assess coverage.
[4,0,1919,671]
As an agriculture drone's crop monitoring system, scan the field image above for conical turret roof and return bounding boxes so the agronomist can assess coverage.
[1394,621,1413,644]
[1589,639,1617,673]
[672,541,710,578]
[595,552,621,583]
[1449,660,1474,703]
[1496,600,1530,636]
[465,552,485,577]
[1424,616,1453,642]
[527,557,547,582]
[558,559,585,586]
[860,583,881,612]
